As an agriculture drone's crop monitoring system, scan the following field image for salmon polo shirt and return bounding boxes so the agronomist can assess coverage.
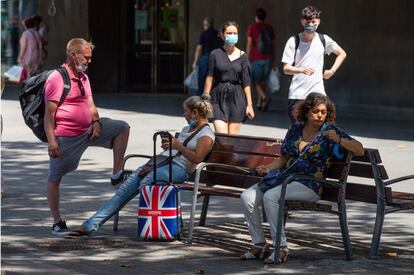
[44,64,93,137]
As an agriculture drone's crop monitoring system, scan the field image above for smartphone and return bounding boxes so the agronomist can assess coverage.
[160,131,171,141]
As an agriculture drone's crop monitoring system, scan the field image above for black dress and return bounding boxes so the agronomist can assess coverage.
[207,47,252,123]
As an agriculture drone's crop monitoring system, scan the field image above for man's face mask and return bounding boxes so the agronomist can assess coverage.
[304,23,318,33]
[74,54,88,73]
[225,34,238,45]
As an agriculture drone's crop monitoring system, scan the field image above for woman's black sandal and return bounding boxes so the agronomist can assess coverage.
[264,246,289,264]
[240,243,270,260]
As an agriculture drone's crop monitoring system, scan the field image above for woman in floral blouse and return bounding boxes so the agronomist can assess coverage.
[240,92,364,264]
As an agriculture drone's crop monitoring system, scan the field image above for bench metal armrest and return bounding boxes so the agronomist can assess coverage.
[122,154,152,170]
[186,162,256,244]
[384,174,414,187]
[281,174,343,189]
[195,162,255,176]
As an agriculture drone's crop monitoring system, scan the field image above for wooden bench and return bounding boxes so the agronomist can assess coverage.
[178,133,283,244]
[179,136,413,260]
[272,148,414,262]
[115,133,413,261]
[112,133,282,234]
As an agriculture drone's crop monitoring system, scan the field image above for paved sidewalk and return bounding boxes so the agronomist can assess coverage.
[1,85,414,274]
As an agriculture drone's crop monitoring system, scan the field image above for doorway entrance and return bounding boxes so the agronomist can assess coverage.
[124,0,187,93]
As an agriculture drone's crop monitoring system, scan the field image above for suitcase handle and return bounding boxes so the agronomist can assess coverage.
[152,131,173,184]
[151,179,171,186]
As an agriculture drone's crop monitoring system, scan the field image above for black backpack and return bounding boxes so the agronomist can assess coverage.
[257,27,272,54]
[19,66,71,142]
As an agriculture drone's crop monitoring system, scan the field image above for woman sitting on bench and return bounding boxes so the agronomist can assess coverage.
[240,92,364,264]
[66,95,215,237]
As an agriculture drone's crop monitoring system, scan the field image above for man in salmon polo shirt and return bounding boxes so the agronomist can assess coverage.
[44,38,130,235]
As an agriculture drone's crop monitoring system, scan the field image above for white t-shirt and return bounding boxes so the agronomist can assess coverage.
[160,125,215,173]
[281,33,339,100]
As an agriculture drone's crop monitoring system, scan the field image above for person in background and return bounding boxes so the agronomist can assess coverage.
[203,21,255,135]
[192,17,222,96]
[32,15,49,60]
[282,5,347,124]
[17,17,43,78]
[240,92,364,264]
[246,8,275,112]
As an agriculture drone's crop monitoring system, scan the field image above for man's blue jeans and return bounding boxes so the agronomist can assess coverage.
[197,54,209,96]
[83,162,190,233]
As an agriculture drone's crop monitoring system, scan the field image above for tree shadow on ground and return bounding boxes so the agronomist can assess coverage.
[2,139,414,274]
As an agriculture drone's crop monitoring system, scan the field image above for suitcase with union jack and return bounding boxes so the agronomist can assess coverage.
[137,131,182,241]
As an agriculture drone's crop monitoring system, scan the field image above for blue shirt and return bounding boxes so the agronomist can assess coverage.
[258,123,352,195]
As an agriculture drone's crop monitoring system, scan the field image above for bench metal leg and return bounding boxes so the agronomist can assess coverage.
[283,209,288,226]
[262,204,267,223]
[113,212,119,231]
[369,150,387,259]
[273,181,289,264]
[338,200,352,260]
[370,197,386,258]
[187,168,204,244]
[199,195,210,226]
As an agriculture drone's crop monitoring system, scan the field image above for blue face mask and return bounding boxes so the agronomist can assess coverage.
[225,34,238,45]
[304,23,318,33]
[188,118,197,128]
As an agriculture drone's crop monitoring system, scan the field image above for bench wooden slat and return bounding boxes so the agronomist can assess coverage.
[388,191,414,208]
[213,133,282,155]
[326,162,349,179]
[201,170,261,189]
[207,152,278,169]
[347,182,393,204]
[348,162,389,180]
[286,201,332,211]
[387,199,414,208]
[352,148,382,163]
[177,183,242,198]
[392,191,414,201]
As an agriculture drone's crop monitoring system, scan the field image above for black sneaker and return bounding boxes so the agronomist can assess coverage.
[52,220,70,235]
[111,172,125,186]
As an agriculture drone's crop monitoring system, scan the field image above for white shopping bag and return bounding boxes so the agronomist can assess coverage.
[183,70,198,91]
[268,67,280,94]
[4,65,25,83]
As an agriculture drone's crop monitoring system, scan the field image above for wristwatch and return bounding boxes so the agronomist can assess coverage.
[92,119,102,127]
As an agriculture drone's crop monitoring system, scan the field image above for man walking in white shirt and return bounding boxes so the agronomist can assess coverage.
[282,5,347,124]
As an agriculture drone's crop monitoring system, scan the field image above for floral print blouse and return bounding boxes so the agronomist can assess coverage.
[258,123,352,195]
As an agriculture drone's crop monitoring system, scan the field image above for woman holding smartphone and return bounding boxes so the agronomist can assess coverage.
[66,95,215,237]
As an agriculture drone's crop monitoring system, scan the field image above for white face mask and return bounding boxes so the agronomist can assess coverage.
[75,55,88,73]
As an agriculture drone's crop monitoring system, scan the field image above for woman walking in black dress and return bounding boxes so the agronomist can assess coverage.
[202,21,255,134]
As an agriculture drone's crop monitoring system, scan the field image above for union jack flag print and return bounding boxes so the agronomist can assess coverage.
[138,185,181,240]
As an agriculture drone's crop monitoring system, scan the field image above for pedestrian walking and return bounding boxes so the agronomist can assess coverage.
[17,17,43,78]
[203,21,255,135]
[282,5,347,124]
[246,8,275,112]
[192,17,222,96]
